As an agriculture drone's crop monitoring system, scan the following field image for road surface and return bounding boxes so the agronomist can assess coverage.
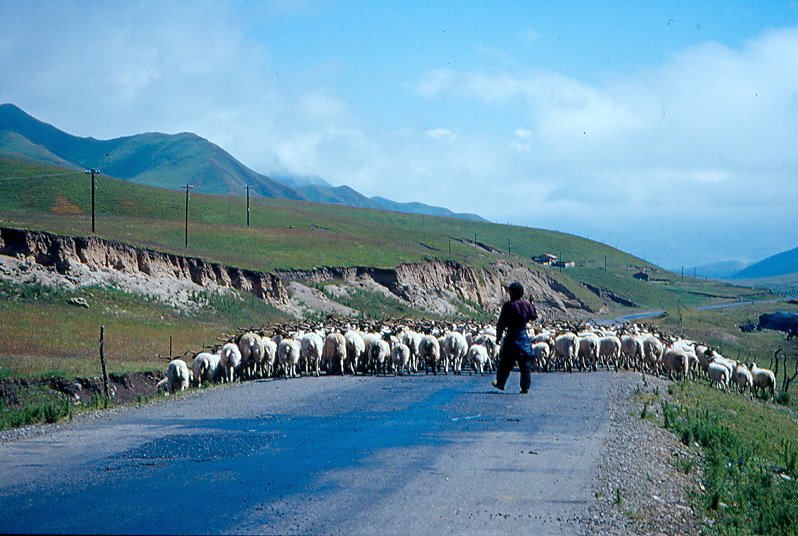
[0,372,616,535]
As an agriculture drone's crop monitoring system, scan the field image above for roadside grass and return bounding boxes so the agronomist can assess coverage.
[0,279,289,377]
[0,385,73,431]
[663,381,798,535]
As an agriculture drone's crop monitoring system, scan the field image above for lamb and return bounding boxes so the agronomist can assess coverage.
[192,351,221,386]
[391,342,411,375]
[707,362,730,392]
[467,343,489,375]
[157,359,192,394]
[419,335,441,375]
[750,363,776,399]
[300,332,325,376]
[220,342,242,383]
[323,332,348,375]
[473,333,498,371]
[531,341,550,372]
[278,337,301,378]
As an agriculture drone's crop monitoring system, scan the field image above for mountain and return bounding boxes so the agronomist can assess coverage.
[684,260,750,279]
[0,103,485,222]
[732,246,798,279]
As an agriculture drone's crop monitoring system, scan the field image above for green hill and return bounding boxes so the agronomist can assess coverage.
[733,246,798,279]
[0,103,484,222]
[0,158,769,314]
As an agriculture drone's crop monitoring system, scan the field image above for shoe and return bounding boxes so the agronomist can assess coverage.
[492,381,504,391]
[520,389,529,394]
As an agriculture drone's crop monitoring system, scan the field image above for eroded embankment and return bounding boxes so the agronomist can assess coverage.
[0,227,593,318]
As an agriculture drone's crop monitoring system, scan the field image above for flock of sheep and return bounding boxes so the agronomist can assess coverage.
[156,318,778,401]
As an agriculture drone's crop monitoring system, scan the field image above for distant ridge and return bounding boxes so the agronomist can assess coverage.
[732,246,798,279]
[0,103,485,222]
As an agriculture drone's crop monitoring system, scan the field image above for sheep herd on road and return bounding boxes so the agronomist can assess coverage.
[157,318,779,402]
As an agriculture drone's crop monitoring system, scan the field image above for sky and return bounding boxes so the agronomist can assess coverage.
[1,0,797,269]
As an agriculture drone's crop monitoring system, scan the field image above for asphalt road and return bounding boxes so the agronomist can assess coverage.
[0,371,616,535]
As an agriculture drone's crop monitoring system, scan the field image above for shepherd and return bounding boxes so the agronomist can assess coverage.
[492,281,538,394]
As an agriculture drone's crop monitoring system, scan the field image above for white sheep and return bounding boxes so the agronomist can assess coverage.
[220,342,242,383]
[577,333,600,372]
[391,342,411,375]
[707,362,729,392]
[732,363,754,398]
[157,359,192,394]
[278,337,301,378]
[238,332,264,380]
[419,335,441,375]
[467,343,489,375]
[300,332,325,376]
[443,331,468,374]
[401,329,422,373]
[599,335,622,371]
[323,332,348,375]
[531,341,550,372]
[369,338,391,375]
[262,339,278,378]
[750,363,776,399]
[192,351,221,386]
[661,346,689,381]
[554,333,579,373]
[344,330,366,375]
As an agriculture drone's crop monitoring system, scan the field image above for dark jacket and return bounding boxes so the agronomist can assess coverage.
[496,299,537,341]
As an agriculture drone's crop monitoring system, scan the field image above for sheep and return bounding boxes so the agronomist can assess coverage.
[707,362,730,392]
[323,332,348,375]
[467,343,489,375]
[220,342,242,383]
[620,334,643,371]
[278,338,301,378]
[641,334,664,374]
[577,333,600,372]
[531,341,550,372]
[473,333,498,371]
[443,331,468,374]
[157,359,192,394]
[400,329,422,373]
[554,333,579,373]
[192,351,221,386]
[598,335,622,371]
[732,363,754,398]
[369,338,391,375]
[661,346,689,381]
[750,363,776,399]
[238,332,264,380]
[344,330,366,375]
[300,332,325,376]
[262,339,278,378]
[391,342,411,375]
[419,335,441,375]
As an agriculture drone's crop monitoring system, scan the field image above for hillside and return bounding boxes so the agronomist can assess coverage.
[0,103,482,222]
[0,158,770,316]
[732,245,798,279]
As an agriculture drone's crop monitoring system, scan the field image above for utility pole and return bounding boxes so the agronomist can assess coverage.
[184,184,194,247]
[85,169,101,233]
[245,185,251,227]
[508,238,511,255]
[604,255,607,271]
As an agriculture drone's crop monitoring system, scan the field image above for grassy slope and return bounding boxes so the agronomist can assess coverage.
[0,158,781,377]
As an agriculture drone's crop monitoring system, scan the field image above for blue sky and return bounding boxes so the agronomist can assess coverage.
[1,0,797,268]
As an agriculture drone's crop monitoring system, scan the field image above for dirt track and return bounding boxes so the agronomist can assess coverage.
[0,371,620,535]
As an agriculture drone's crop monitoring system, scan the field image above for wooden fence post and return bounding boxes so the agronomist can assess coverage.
[99,325,109,400]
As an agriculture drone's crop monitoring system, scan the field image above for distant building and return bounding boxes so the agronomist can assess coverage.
[532,253,558,265]
[553,260,575,268]
[633,271,650,281]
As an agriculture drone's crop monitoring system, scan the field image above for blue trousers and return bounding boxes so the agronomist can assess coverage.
[495,332,533,392]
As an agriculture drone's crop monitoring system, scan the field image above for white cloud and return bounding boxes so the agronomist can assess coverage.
[425,128,457,142]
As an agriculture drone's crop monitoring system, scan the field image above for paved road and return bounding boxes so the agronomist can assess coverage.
[0,372,616,535]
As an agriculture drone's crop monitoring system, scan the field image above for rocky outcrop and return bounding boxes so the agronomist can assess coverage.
[0,226,594,319]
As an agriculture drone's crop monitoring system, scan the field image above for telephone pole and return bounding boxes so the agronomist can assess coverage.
[85,169,101,233]
[245,185,251,227]
[184,184,193,247]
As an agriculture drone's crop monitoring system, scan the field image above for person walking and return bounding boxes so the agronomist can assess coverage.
[492,281,537,394]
